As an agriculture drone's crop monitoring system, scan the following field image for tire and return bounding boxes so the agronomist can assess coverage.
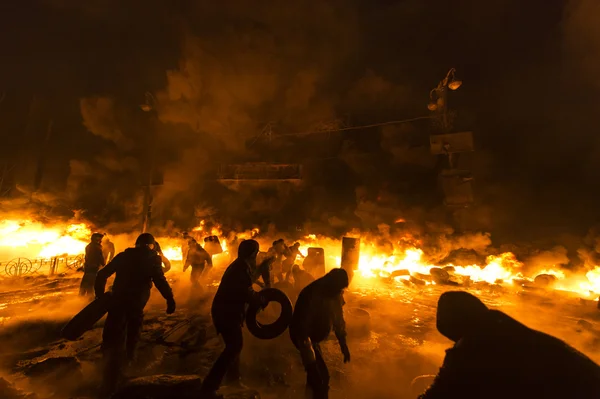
[246,288,293,340]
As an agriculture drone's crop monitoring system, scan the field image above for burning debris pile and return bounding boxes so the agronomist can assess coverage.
[0,216,598,302]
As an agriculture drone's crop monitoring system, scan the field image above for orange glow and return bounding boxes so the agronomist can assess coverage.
[0,218,598,300]
[0,219,91,259]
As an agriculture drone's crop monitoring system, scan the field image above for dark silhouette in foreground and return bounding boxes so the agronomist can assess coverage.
[289,268,351,399]
[419,291,600,399]
[200,239,267,399]
[95,233,175,397]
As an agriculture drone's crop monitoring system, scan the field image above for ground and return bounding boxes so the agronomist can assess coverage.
[0,272,598,399]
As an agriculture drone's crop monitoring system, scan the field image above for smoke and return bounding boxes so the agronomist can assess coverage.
[562,0,600,88]
[1,0,599,253]
[80,97,133,150]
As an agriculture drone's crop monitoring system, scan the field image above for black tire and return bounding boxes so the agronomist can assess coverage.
[246,288,293,340]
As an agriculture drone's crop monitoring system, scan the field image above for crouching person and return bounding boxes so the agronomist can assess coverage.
[200,239,267,398]
[419,291,600,399]
[95,233,176,397]
[289,268,351,399]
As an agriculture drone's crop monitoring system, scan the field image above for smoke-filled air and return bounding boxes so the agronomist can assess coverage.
[0,0,599,398]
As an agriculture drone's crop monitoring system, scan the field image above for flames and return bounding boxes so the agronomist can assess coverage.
[297,235,600,300]
[0,219,91,260]
[0,217,598,301]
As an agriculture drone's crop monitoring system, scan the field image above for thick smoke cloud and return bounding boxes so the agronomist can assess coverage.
[2,0,600,251]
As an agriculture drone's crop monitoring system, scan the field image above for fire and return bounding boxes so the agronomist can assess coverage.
[296,237,600,299]
[0,219,91,260]
[0,217,598,301]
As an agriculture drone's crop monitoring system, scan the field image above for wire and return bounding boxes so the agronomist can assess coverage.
[271,115,433,138]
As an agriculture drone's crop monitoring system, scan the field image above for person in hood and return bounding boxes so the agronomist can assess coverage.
[95,233,176,396]
[79,233,105,297]
[418,291,600,399]
[199,239,268,398]
[289,268,351,399]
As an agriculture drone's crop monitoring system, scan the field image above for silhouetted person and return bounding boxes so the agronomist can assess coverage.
[418,291,600,399]
[102,236,116,264]
[79,233,105,297]
[290,268,351,399]
[154,241,171,273]
[200,239,267,398]
[283,242,305,281]
[184,239,212,292]
[268,239,287,283]
[95,233,175,397]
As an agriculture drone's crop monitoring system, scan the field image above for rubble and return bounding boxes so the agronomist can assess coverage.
[112,375,260,399]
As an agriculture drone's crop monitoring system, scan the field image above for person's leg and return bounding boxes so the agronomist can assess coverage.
[313,344,330,399]
[201,325,243,394]
[100,307,128,396]
[79,271,95,296]
[125,307,145,365]
[191,265,205,291]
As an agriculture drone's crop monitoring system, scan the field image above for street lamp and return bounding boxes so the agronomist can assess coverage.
[428,68,462,132]
[140,92,158,234]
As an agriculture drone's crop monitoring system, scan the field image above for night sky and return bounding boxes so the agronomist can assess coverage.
[0,0,599,245]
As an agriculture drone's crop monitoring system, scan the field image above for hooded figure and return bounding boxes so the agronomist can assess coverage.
[200,239,267,398]
[419,291,600,399]
[79,233,106,297]
[289,268,351,399]
[95,233,175,397]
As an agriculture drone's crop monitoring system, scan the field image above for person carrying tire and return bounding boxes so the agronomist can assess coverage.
[200,239,267,398]
[418,291,600,399]
[94,233,176,397]
[289,268,351,399]
[79,233,106,297]
[183,238,212,292]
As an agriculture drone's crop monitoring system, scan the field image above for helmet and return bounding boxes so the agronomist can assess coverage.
[135,233,156,247]
[91,233,105,242]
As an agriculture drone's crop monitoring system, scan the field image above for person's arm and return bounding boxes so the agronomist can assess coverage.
[94,254,120,298]
[332,293,350,362]
[161,254,171,273]
[150,255,174,301]
[183,251,191,272]
[417,346,467,399]
[242,264,264,307]
[256,257,274,288]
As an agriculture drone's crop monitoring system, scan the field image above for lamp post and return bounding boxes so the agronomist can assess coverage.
[428,68,462,133]
[140,92,158,234]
